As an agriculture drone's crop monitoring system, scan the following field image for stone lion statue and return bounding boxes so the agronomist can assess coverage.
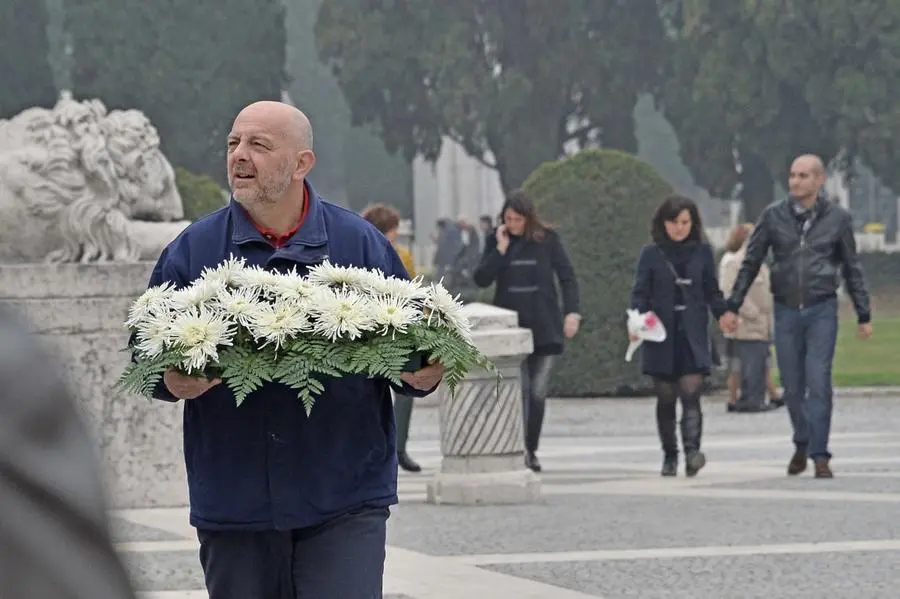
[0,91,190,263]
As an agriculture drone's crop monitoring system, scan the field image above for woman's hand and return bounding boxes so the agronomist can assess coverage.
[496,225,510,255]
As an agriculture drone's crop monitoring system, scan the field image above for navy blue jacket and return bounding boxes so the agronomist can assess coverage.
[146,182,435,531]
[629,242,728,377]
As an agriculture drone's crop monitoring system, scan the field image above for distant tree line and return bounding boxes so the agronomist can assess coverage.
[6,0,900,222]
[316,0,900,221]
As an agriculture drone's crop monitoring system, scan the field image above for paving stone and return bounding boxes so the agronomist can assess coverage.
[482,551,900,599]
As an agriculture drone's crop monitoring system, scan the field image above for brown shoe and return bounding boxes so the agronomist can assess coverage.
[787,450,807,475]
[814,458,833,478]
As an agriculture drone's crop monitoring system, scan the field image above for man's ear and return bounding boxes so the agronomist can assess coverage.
[294,150,316,181]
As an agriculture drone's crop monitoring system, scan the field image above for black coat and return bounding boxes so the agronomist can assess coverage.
[474,229,580,356]
[629,242,728,377]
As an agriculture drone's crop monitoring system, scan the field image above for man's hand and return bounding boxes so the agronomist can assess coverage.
[400,362,445,391]
[563,313,581,339]
[858,322,873,340]
[719,312,739,334]
[163,368,221,400]
[495,225,510,255]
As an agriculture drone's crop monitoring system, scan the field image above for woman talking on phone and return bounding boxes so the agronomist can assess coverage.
[473,190,581,473]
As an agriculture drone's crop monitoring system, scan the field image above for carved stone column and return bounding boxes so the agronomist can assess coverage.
[426,303,540,505]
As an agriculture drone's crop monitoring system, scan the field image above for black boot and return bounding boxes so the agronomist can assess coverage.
[525,451,542,473]
[398,451,421,473]
[656,398,679,476]
[661,455,678,477]
[681,401,706,477]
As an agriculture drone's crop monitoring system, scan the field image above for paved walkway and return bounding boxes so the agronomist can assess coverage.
[114,395,900,598]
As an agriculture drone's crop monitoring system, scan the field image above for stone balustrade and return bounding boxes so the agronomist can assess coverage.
[426,302,540,505]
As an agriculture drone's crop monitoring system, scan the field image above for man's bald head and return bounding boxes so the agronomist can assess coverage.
[788,153,826,203]
[792,154,825,176]
[233,101,313,150]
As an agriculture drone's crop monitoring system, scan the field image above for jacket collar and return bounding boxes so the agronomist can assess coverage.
[229,180,328,248]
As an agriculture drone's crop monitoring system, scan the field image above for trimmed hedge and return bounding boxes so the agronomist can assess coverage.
[522,149,676,397]
[175,167,228,220]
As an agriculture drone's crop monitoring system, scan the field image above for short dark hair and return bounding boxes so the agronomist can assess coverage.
[360,203,401,235]
[650,194,704,244]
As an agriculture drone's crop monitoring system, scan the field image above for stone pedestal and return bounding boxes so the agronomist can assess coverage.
[426,303,540,505]
[0,263,188,509]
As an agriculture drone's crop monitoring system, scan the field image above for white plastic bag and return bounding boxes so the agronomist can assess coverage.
[625,309,667,362]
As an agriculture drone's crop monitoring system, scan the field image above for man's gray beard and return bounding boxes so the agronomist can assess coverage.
[233,176,292,208]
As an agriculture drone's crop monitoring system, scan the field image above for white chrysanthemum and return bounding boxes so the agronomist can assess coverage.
[246,297,313,350]
[306,261,372,289]
[370,295,423,336]
[214,286,265,327]
[309,287,376,341]
[425,283,472,340]
[367,275,428,302]
[231,265,282,293]
[200,255,248,287]
[271,270,316,303]
[133,310,175,359]
[125,282,175,329]
[170,279,226,310]
[169,307,236,372]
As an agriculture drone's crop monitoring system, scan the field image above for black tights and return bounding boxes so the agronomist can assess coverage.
[654,374,704,458]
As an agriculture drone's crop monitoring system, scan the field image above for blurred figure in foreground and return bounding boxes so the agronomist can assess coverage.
[361,203,423,473]
[0,307,137,599]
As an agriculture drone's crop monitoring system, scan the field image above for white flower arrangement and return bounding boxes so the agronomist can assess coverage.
[118,256,497,414]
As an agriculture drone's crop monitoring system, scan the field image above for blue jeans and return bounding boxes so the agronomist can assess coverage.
[198,507,388,598]
[773,298,839,460]
[521,354,556,452]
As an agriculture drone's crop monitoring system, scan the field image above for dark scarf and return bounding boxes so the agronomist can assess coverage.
[658,239,699,269]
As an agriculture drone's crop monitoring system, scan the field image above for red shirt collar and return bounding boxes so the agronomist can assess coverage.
[248,185,309,248]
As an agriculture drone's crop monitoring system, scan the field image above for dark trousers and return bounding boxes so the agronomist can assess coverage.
[735,339,770,409]
[198,507,389,599]
[394,392,414,453]
[521,354,556,452]
[773,298,838,460]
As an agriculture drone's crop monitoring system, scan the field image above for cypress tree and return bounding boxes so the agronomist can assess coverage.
[0,0,57,118]
[67,0,286,183]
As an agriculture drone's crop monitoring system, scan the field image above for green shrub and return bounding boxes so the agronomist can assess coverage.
[522,149,675,397]
[175,167,228,220]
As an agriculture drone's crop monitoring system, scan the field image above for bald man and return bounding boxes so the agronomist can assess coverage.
[727,154,872,480]
[143,101,444,599]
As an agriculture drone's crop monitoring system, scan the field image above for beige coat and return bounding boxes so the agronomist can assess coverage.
[719,247,773,342]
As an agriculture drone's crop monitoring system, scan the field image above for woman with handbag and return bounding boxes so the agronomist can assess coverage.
[629,195,736,477]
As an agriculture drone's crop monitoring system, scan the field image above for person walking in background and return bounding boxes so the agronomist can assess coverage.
[0,306,138,599]
[719,224,782,413]
[361,203,423,473]
[473,190,581,473]
[726,154,873,479]
[629,195,737,477]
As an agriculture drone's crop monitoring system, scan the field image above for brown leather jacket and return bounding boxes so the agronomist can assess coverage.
[0,307,137,599]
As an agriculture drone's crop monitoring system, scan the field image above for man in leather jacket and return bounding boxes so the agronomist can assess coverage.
[726,154,872,479]
[0,307,137,599]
